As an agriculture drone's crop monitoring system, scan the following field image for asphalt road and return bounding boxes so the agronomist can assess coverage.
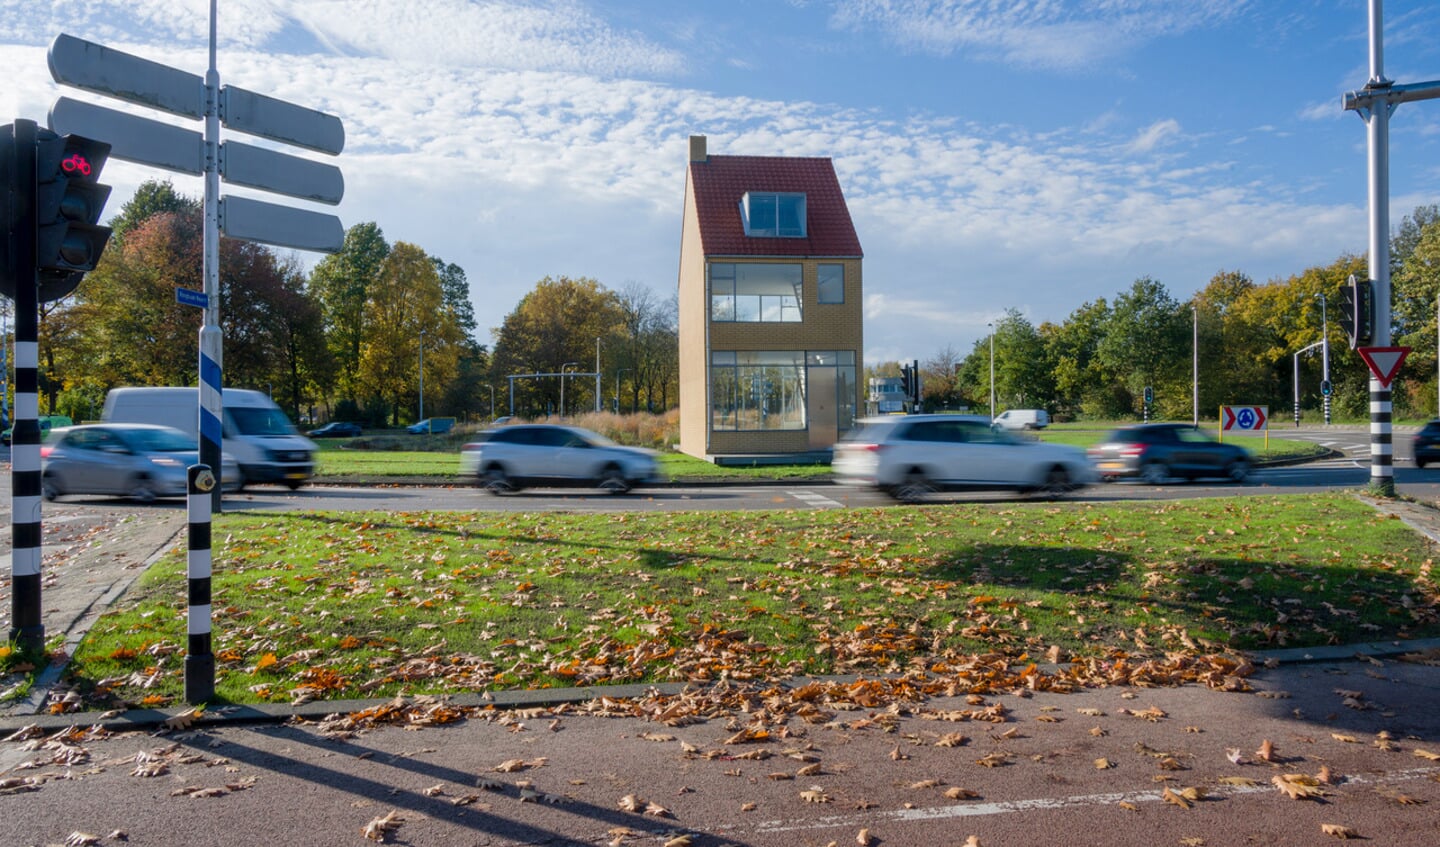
[2,654,1438,847]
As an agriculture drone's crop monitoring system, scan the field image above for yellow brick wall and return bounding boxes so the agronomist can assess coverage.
[678,247,865,457]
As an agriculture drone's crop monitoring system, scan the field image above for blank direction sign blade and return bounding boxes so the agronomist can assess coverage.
[219,195,344,253]
[221,141,344,205]
[49,97,204,175]
[221,86,344,155]
[48,33,204,120]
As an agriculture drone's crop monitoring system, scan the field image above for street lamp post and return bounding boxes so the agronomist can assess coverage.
[560,362,578,418]
[595,337,602,413]
[1192,304,1198,427]
[486,384,496,421]
[1316,293,1331,425]
[987,322,995,422]
[615,368,630,414]
[418,329,425,424]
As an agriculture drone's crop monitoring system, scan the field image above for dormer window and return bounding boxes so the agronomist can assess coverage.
[740,192,806,238]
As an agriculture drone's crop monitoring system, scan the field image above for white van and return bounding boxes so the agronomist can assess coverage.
[994,409,1050,431]
[102,387,317,489]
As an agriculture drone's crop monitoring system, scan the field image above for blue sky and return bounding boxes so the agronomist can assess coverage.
[3,1,1440,365]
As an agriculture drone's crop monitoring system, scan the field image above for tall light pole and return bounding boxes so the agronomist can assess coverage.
[417,329,426,424]
[486,384,496,420]
[1316,293,1331,425]
[595,337,602,413]
[615,368,630,414]
[560,362,578,418]
[987,322,995,422]
[1191,305,1199,427]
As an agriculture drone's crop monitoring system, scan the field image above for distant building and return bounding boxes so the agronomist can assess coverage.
[676,135,864,460]
[868,377,907,415]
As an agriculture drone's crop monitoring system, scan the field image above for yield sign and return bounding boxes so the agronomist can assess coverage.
[1357,346,1410,388]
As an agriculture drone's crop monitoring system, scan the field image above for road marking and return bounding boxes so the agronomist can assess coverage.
[742,765,1440,835]
[787,489,844,509]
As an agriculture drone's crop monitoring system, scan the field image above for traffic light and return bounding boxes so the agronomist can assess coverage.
[900,365,913,397]
[1338,275,1373,348]
[32,129,110,301]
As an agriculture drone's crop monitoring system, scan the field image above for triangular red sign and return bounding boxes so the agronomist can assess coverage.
[1357,346,1410,388]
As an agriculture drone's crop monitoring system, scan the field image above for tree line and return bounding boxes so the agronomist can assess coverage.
[24,180,678,427]
[884,206,1440,424]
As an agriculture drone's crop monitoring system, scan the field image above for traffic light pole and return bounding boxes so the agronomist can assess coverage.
[1344,1,1440,496]
[6,120,45,653]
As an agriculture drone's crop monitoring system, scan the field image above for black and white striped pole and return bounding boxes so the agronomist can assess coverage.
[184,464,217,704]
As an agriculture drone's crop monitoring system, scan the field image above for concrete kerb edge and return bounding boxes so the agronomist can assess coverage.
[6,637,1440,735]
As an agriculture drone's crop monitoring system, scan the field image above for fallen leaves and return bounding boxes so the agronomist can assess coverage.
[1273,773,1326,801]
[361,810,404,842]
[1321,823,1360,839]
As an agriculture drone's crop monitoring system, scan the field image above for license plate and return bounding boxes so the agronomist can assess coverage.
[1098,461,1125,470]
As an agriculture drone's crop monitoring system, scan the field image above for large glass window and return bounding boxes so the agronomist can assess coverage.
[711,351,806,431]
[818,264,844,304]
[710,263,802,323]
[740,192,806,238]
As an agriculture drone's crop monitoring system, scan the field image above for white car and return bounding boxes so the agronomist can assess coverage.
[832,414,1095,502]
[459,424,661,494]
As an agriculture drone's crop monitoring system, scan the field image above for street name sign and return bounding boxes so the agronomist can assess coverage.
[220,140,343,205]
[221,86,344,155]
[175,287,209,309]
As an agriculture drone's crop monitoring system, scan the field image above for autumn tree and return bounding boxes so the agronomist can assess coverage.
[311,222,390,406]
[489,276,624,416]
[357,242,461,425]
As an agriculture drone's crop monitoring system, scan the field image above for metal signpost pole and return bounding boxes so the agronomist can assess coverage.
[200,1,225,514]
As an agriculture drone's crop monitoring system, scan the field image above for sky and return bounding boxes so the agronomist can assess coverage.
[4,0,1440,366]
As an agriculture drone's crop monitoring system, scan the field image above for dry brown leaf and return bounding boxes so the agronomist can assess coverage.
[645,801,672,817]
[1179,839,1204,847]
[1413,748,1440,761]
[740,801,757,812]
[1225,748,1245,765]
[1125,706,1167,722]
[936,733,969,747]
[1257,739,1277,762]
[857,828,873,846]
[963,837,982,847]
[1162,787,1191,809]
[889,745,907,761]
[801,788,832,803]
[975,752,1008,768]
[1094,758,1113,770]
[1320,824,1360,839]
[361,810,404,842]
[1118,801,1140,811]
[65,833,100,847]
[797,763,823,777]
[909,779,943,789]
[766,772,794,781]
[1159,757,1186,771]
[1077,707,1104,717]
[163,708,203,732]
[663,836,693,847]
[1218,776,1260,787]
[1318,765,1340,785]
[1273,773,1326,800]
[618,793,646,812]
[1331,733,1357,744]
[640,732,676,743]
[944,787,979,799]
[493,758,527,773]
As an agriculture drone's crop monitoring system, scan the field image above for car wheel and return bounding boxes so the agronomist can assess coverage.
[890,470,935,504]
[285,480,305,491]
[1036,466,1072,498]
[1225,459,1251,484]
[1140,461,1169,485]
[597,464,631,495]
[1419,457,1428,469]
[480,465,516,494]
[129,475,157,503]
[41,474,61,502]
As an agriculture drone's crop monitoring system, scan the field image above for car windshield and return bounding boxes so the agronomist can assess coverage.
[122,428,196,453]
[575,429,617,448]
[840,420,899,442]
[229,407,297,436]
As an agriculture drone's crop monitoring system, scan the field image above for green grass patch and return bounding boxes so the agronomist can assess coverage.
[64,494,1440,709]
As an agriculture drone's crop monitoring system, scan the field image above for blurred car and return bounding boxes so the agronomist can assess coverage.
[1414,419,1440,468]
[307,422,361,438]
[1087,423,1252,484]
[459,424,660,494]
[407,417,455,434]
[832,414,1096,503]
[41,423,241,502]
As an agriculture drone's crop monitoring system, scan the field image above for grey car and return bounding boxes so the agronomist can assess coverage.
[1087,423,1253,484]
[41,423,241,502]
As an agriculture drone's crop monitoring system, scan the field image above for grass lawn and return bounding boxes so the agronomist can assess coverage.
[59,493,1440,710]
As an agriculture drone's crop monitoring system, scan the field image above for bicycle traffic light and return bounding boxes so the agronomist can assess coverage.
[33,129,111,300]
[1338,275,1373,348]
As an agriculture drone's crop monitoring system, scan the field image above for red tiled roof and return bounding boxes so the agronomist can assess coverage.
[689,154,862,258]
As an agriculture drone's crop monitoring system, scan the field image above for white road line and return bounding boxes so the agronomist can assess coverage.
[786,489,844,509]
[742,765,1440,835]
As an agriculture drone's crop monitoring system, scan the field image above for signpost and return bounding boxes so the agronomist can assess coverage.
[36,7,346,703]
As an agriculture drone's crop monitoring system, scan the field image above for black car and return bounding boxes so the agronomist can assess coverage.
[1087,423,1253,484]
[307,422,361,438]
[1414,420,1440,468]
